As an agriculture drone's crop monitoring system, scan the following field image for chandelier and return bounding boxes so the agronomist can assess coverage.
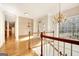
[54,3,66,23]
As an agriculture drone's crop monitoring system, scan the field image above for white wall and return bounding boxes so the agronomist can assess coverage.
[37,15,48,32]
[18,16,33,36]
[0,10,5,48]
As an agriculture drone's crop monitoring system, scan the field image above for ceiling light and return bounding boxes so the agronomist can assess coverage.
[54,3,66,23]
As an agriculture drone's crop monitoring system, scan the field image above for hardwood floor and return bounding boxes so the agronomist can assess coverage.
[0,36,41,56]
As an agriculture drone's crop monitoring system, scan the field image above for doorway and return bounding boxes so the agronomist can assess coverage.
[5,21,15,42]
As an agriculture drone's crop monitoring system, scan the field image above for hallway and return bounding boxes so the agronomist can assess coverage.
[0,36,40,56]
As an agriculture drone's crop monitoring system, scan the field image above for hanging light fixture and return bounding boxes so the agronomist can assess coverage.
[53,3,66,56]
[54,3,66,23]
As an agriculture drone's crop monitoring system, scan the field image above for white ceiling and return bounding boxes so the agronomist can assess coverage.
[0,3,79,22]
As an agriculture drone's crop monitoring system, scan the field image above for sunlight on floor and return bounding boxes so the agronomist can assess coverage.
[20,36,34,41]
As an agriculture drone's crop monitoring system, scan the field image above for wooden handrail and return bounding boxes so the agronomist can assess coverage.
[41,32,79,45]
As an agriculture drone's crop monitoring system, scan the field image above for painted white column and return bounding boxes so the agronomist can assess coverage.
[47,14,51,32]
[0,11,5,48]
[33,19,38,37]
[57,23,59,37]
[52,20,59,37]
[15,16,19,42]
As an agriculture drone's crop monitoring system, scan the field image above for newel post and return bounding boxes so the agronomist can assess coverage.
[40,32,43,56]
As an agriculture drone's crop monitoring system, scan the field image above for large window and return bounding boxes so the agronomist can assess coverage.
[60,15,79,39]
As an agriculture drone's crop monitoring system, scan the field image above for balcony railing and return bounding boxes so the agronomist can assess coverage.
[24,32,79,56]
[40,32,79,56]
